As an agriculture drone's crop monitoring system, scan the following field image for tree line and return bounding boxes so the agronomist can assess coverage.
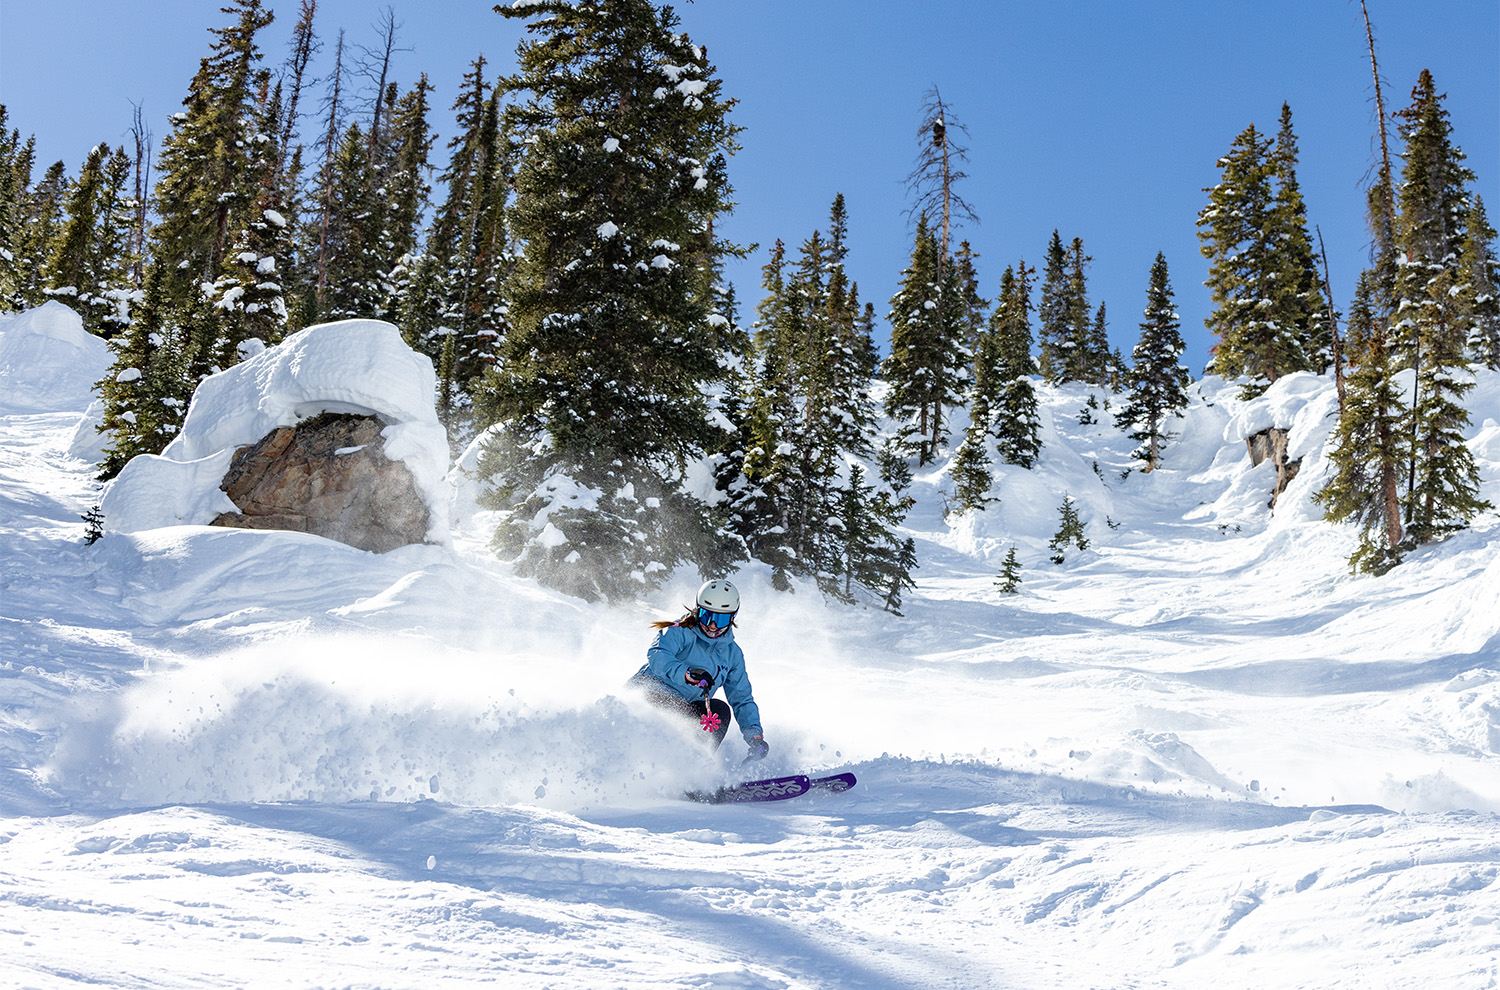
[0,0,1494,600]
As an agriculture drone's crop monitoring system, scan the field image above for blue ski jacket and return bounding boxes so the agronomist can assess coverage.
[635,622,763,742]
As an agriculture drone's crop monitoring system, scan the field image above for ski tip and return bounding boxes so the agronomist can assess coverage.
[809,771,857,793]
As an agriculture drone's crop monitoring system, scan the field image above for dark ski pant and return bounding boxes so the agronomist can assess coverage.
[629,671,731,749]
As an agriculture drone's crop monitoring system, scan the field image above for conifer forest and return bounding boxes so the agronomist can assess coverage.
[2,0,1495,598]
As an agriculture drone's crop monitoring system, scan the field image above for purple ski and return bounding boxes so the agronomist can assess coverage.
[687,774,809,804]
[685,771,857,804]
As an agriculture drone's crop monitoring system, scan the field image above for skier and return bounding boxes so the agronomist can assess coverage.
[629,579,770,762]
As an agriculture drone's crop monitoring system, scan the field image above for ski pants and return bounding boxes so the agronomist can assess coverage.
[628,671,731,749]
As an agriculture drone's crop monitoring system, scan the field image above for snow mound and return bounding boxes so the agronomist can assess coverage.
[0,301,111,412]
[102,319,450,544]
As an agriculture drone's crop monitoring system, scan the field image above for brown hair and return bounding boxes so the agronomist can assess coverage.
[650,610,698,631]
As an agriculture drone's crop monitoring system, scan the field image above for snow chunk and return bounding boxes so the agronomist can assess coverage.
[603,137,620,153]
[0,301,111,412]
[116,368,142,383]
[597,221,619,239]
[103,320,449,544]
[262,209,286,228]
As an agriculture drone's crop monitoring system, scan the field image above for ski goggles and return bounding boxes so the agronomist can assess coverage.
[696,607,735,631]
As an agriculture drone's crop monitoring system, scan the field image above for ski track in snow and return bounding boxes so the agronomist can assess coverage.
[2,311,1500,988]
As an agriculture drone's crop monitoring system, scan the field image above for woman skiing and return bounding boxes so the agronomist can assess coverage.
[629,579,769,762]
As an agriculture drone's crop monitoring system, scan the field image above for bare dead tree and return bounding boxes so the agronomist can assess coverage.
[905,86,979,276]
[314,27,347,315]
[128,101,153,288]
[279,0,321,166]
[1360,0,1397,253]
[1316,225,1346,414]
[355,6,411,162]
[1359,0,1405,552]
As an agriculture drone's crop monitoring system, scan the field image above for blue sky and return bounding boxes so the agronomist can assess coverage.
[2,1,1496,370]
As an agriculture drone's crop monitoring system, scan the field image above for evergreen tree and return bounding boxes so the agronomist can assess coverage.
[951,240,988,353]
[991,259,1042,468]
[1314,271,1408,573]
[1458,196,1500,368]
[1037,229,1068,382]
[432,60,512,437]
[729,196,906,605]
[1270,103,1331,372]
[1197,121,1314,392]
[96,0,278,464]
[1391,69,1488,545]
[480,0,742,602]
[994,546,1022,594]
[883,214,966,464]
[1084,300,1110,385]
[13,160,68,309]
[95,266,195,478]
[1060,237,1096,384]
[1048,495,1088,564]
[948,423,994,514]
[0,108,30,308]
[44,143,135,335]
[1117,252,1190,470]
[208,76,294,363]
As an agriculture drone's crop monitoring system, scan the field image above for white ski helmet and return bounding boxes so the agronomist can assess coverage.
[696,579,740,615]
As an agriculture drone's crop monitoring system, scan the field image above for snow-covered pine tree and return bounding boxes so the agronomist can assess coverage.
[883,214,966,464]
[97,0,278,464]
[951,240,989,355]
[947,423,994,514]
[1270,103,1331,372]
[1037,229,1068,383]
[1116,252,1190,471]
[481,0,741,603]
[432,61,511,438]
[12,160,67,310]
[0,109,29,309]
[1060,238,1098,385]
[1458,196,1500,368]
[991,260,1042,468]
[1391,69,1489,545]
[1314,270,1408,574]
[96,266,195,479]
[43,143,135,335]
[1197,121,1313,394]
[208,76,294,364]
[378,75,436,315]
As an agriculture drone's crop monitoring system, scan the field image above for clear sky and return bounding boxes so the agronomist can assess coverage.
[1,1,1496,370]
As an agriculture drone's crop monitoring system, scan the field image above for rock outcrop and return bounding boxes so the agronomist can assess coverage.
[1245,427,1302,508]
[211,412,431,552]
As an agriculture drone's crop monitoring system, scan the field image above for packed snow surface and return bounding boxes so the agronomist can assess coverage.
[1,304,1498,988]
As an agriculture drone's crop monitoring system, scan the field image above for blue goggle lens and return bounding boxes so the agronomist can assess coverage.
[697,608,734,627]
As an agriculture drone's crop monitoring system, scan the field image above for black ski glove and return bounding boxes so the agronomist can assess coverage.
[745,735,769,761]
[685,667,714,692]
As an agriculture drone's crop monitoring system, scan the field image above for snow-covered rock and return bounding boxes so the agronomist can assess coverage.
[103,319,450,545]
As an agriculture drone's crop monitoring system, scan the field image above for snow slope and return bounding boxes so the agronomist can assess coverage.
[1,305,1498,989]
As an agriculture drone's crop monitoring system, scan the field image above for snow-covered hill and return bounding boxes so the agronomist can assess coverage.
[1,304,1497,989]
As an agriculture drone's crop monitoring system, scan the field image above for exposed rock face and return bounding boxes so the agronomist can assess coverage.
[1246,427,1302,508]
[211,412,431,552]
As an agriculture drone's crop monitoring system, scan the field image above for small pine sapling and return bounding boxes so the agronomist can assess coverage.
[995,546,1022,593]
[81,505,105,545]
[1048,495,1088,563]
